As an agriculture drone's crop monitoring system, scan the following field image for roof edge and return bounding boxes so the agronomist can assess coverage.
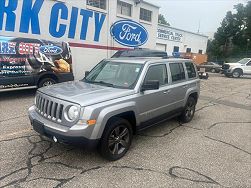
[142,0,160,8]
[158,24,209,38]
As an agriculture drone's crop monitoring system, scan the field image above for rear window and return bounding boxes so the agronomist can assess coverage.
[169,63,185,82]
[185,62,197,78]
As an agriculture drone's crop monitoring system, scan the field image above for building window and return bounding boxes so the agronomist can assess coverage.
[173,46,179,52]
[186,48,191,53]
[117,1,132,17]
[87,0,106,10]
[198,49,203,54]
[140,8,152,22]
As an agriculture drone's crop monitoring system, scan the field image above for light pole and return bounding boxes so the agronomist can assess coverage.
[246,39,250,56]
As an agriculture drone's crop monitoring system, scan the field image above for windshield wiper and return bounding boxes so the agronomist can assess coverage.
[95,81,114,87]
[84,79,114,87]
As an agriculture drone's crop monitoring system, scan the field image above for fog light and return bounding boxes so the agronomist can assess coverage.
[53,136,58,143]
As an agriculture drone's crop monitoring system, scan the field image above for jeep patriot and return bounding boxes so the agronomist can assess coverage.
[28,58,200,160]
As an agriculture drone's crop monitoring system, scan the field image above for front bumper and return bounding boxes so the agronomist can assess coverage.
[28,106,99,149]
[222,69,233,76]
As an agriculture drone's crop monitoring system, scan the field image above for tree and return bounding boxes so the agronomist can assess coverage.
[207,2,251,60]
[158,14,170,26]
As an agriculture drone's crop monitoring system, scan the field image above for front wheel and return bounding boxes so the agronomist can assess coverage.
[98,118,132,161]
[232,70,241,78]
[38,78,56,88]
[179,97,196,123]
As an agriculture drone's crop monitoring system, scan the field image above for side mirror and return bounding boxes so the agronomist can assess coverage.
[141,80,159,92]
[85,71,90,77]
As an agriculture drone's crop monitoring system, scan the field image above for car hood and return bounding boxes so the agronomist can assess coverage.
[38,81,135,107]
[225,63,241,66]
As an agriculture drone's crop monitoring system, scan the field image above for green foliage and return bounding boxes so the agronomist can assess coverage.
[158,14,170,26]
[208,2,251,61]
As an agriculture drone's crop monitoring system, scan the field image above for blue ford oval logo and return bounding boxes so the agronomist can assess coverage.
[39,45,63,55]
[110,20,148,47]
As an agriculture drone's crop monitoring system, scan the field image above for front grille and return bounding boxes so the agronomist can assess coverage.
[222,64,230,70]
[35,94,64,123]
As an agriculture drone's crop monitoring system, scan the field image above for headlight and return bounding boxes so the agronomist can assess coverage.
[65,105,79,121]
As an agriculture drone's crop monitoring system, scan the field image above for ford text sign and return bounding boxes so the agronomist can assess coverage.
[110,20,148,47]
[39,45,63,55]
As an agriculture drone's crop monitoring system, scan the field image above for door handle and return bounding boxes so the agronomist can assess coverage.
[182,85,188,89]
[163,90,171,94]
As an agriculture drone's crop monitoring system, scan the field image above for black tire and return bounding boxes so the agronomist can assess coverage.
[38,78,56,88]
[179,97,196,123]
[98,117,133,161]
[232,70,241,78]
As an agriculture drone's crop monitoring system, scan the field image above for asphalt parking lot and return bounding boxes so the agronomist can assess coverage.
[0,74,250,188]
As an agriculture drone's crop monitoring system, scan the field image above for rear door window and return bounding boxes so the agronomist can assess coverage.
[185,62,197,78]
[169,63,185,82]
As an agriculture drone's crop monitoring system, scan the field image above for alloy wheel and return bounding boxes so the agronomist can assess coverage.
[232,71,240,78]
[108,126,129,155]
[185,100,195,120]
[43,81,54,87]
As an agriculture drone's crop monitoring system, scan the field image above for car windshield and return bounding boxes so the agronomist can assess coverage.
[83,61,143,89]
[237,58,251,64]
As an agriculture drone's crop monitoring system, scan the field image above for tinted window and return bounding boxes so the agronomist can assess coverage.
[185,62,196,78]
[144,65,168,86]
[170,63,185,82]
[246,61,251,66]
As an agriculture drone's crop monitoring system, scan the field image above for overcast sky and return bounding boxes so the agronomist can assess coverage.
[146,0,248,38]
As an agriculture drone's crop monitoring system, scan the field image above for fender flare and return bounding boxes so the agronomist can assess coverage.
[232,68,243,75]
[90,102,138,139]
[184,88,199,107]
[35,71,59,85]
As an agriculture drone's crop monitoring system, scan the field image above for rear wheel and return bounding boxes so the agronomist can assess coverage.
[179,97,196,123]
[98,118,132,161]
[38,78,56,88]
[211,68,216,73]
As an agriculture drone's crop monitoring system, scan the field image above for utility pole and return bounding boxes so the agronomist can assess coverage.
[246,39,250,56]
[197,20,201,33]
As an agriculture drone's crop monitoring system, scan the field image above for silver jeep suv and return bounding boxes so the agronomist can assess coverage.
[28,58,200,160]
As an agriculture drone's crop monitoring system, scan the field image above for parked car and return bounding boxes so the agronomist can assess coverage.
[222,58,251,78]
[112,49,168,59]
[196,62,221,73]
[0,37,74,92]
[28,58,200,160]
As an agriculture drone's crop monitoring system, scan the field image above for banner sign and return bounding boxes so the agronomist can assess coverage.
[0,36,72,78]
[157,28,183,42]
[110,20,148,47]
[0,0,106,42]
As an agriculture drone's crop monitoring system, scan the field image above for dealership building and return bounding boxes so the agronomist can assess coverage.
[0,0,208,80]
